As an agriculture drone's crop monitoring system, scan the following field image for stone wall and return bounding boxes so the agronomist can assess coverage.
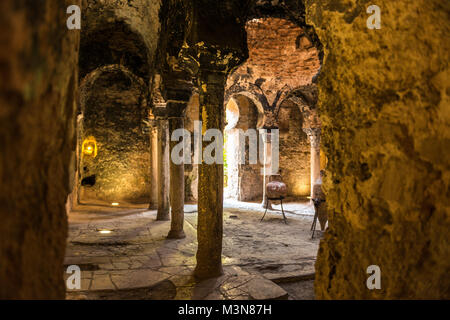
[0,0,80,299]
[306,0,450,299]
[278,101,311,197]
[227,17,320,105]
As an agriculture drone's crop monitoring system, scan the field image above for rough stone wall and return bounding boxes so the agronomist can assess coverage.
[306,0,450,299]
[0,0,80,298]
[80,67,150,203]
[227,17,320,105]
[278,101,311,197]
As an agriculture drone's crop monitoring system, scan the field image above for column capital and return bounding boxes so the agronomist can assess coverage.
[153,107,168,120]
[151,73,192,119]
[304,127,321,148]
[145,118,159,129]
[152,99,188,119]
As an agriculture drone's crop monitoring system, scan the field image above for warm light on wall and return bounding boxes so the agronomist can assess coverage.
[292,181,310,196]
[82,137,98,158]
[111,202,119,206]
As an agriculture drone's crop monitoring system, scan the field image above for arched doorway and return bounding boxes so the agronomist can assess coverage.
[224,94,265,201]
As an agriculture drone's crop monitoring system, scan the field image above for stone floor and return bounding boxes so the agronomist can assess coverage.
[279,280,316,300]
[65,200,322,300]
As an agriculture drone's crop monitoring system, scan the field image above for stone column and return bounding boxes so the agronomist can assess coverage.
[260,130,273,209]
[157,118,170,221]
[304,128,321,199]
[167,116,186,239]
[148,122,159,210]
[194,69,227,279]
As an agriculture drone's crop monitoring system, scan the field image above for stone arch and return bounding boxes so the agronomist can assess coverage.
[225,83,268,111]
[79,20,152,82]
[79,64,148,113]
[76,65,150,204]
[282,84,320,129]
[227,93,266,129]
[225,97,240,130]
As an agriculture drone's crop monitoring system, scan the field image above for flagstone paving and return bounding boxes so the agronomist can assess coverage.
[65,201,322,300]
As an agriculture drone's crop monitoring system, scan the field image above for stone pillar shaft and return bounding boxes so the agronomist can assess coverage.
[194,70,227,279]
[261,131,273,209]
[149,123,159,210]
[304,128,321,198]
[167,116,186,239]
[157,119,170,221]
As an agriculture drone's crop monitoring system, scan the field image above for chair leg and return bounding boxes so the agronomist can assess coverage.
[311,203,318,231]
[280,199,287,224]
[311,203,318,239]
[261,198,269,222]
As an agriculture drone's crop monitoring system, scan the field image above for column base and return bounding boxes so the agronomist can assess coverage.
[156,212,170,221]
[193,264,224,280]
[167,229,186,239]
